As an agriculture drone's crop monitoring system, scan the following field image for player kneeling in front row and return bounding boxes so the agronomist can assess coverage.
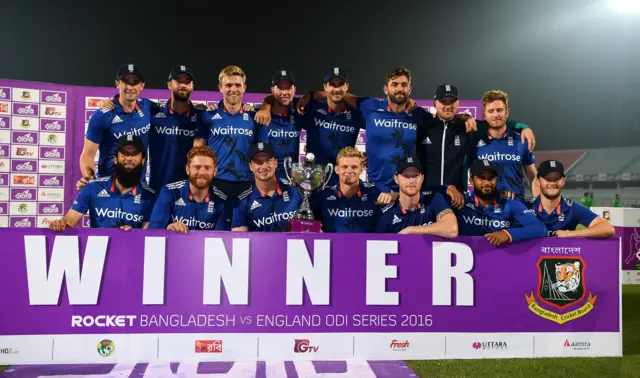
[147,146,232,233]
[375,157,458,236]
[456,159,547,245]
[50,135,156,231]
[311,147,398,233]
[526,160,614,238]
[232,142,302,232]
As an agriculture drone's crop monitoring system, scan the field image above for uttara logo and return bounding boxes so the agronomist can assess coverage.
[97,339,115,357]
[525,256,597,324]
[472,341,507,350]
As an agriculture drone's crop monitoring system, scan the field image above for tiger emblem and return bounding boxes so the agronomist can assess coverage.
[553,262,581,293]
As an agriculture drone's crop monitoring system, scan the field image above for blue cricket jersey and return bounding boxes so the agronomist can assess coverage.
[70,176,156,228]
[196,101,267,182]
[259,103,304,179]
[456,191,547,241]
[231,179,302,232]
[375,191,451,233]
[356,98,432,192]
[147,179,232,230]
[469,129,535,200]
[85,95,153,177]
[303,99,364,166]
[526,195,598,235]
[310,180,380,233]
[148,101,204,193]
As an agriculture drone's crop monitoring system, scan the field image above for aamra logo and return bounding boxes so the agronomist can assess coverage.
[97,339,115,357]
[525,256,597,324]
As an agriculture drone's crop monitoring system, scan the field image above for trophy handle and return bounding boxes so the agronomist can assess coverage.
[322,163,334,190]
[283,156,293,185]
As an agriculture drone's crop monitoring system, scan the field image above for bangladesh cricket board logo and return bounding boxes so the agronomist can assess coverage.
[525,256,597,324]
[97,339,115,357]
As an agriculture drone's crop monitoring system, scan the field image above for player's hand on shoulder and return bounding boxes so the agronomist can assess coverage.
[376,192,398,205]
[76,176,94,191]
[98,99,115,111]
[446,186,464,209]
[254,107,272,126]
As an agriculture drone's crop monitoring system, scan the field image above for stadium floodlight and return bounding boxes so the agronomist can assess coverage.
[610,0,640,13]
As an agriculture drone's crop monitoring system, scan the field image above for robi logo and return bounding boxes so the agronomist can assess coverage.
[294,339,319,353]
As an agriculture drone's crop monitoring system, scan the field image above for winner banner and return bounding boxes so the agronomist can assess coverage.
[0,229,622,363]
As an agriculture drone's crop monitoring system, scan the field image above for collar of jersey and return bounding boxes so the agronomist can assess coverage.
[166,99,193,117]
[108,175,139,196]
[220,100,244,115]
[535,195,565,215]
[473,193,499,209]
[182,182,211,203]
[399,198,421,214]
[337,182,362,198]
[486,127,515,140]
[323,99,350,115]
[382,98,409,114]
[112,95,141,115]
[254,182,283,198]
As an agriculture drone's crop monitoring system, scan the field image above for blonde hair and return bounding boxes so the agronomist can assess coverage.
[482,90,509,111]
[218,65,246,85]
[336,147,363,165]
[386,67,411,84]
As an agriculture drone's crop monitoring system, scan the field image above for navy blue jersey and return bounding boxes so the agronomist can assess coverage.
[197,102,268,182]
[456,191,547,241]
[147,179,232,230]
[310,180,380,233]
[356,98,433,191]
[526,196,598,235]
[70,176,156,228]
[148,101,204,193]
[303,99,364,166]
[259,105,304,178]
[231,179,302,232]
[469,129,535,200]
[375,191,450,233]
[85,95,153,177]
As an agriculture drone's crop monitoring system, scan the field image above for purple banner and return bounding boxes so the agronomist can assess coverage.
[621,227,640,271]
[11,130,38,144]
[39,118,66,132]
[11,159,37,173]
[0,116,8,128]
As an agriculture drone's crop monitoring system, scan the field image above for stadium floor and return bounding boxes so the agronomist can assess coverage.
[1,285,639,377]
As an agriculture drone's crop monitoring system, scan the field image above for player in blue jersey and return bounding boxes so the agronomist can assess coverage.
[310,147,397,233]
[79,64,152,185]
[194,66,267,200]
[50,135,155,231]
[468,90,538,201]
[375,156,458,236]
[526,160,614,238]
[296,68,475,192]
[231,142,302,232]
[148,146,232,233]
[456,159,547,246]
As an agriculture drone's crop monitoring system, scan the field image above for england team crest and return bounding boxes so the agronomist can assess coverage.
[525,256,597,324]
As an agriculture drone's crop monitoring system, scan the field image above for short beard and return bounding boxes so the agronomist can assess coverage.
[114,163,143,188]
[389,92,407,105]
[189,175,212,190]
[173,90,191,102]
[541,188,562,200]
[475,186,498,202]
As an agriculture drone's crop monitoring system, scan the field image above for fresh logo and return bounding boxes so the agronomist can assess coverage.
[97,339,115,357]
[390,340,410,351]
[294,339,319,353]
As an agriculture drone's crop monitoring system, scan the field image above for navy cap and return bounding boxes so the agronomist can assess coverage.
[116,63,144,82]
[537,160,565,178]
[396,156,423,175]
[469,159,498,177]
[248,142,276,161]
[324,67,349,84]
[168,65,195,81]
[115,134,146,156]
[271,70,296,86]
[434,84,459,100]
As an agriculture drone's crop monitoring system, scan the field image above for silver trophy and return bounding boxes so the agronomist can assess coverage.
[283,153,333,232]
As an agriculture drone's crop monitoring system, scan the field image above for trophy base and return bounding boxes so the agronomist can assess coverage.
[288,218,322,233]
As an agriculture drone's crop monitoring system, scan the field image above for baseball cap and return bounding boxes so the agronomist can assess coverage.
[434,84,459,100]
[248,142,276,161]
[537,160,565,178]
[115,134,146,156]
[116,63,144,82]
[396,156,423,175]
[324,67,349,84]
[469,159,498,177]
[168,65,195,81]
[271,70,296,86]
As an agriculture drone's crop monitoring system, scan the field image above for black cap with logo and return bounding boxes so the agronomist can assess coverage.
[324,67,349,84]
[116,134,146,156]
[434,84,459,100]
[116,63,144,82]
[271,70,296,86]
[248,142,276,161]
[469,159,498,177]
[168,65,195,81]
[537,160,565,178]
[396,156,423,175]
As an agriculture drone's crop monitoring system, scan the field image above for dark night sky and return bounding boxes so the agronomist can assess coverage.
[2,0,639,151]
